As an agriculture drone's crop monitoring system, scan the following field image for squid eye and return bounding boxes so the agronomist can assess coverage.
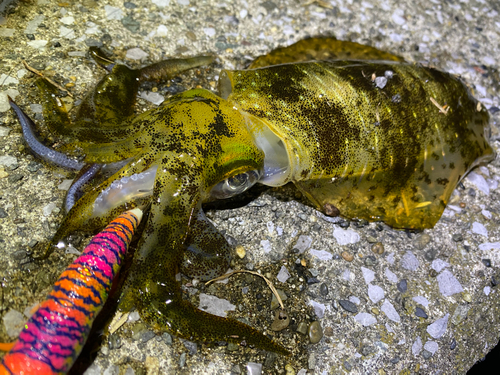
[210,170,262,199]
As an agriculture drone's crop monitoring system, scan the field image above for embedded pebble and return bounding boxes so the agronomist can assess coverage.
[401,251,419,271]
[368,284,385,303]
[384,268,398,283]
[24,14,45,34]
[341,251,354,262]
[484,286,491,296]
[152,0,170,6]
[342,269,352,280]
[126,48,148,60]
[308,353,316,369]
[235,245,246,258]
[482,259,492,267]
[182,340,198,355]
[266,220,275,235]
[58,179,73,190]
[479,242,500,251]
[128,311,140,322]
[60,16,74,25]
[424,340,438,355]
[412,296,429,307]
[247,362,263,375]
[349,296,360,305]
[381,300,400,323]
[333,228,360,245]
[412,337,422,356]
[0,126,11,136]
[462,292,472,303]
[277,266,291,283]
[139,91,164,105]
[0,74,18,85]
[339,299,358,313]
[354,312,377,326]
[422,349,432,359]
[198,294,236,317]
[415,307,428,319]
[397,279,407,292]
[363,255,377,266]
[466,171,489,195]
[450,338,457,350]
[42,202,57,216]
[319,283,329,296]
[375,76,387,89]
[361,267,375,284]
[308,321,323,344]
[431,259,449,272]
[85,364,102,375]
[0,155,18,169]
[59,25,75,39]
[261,239,272,253]
[294,235,312,253]
[427,314,449,339]
[323,326,333,336]
[437,270,463,296]
[179,352,187,367]
[2,309,25,337]
[105,5,124,20]
[308,300,327,319]
[271,310,290,331]
[297,321,308,334]
[203,27,216,37]
[452,233,463,242]
[452,305,470,326]
[371,242,384,254]
[392,8,406,25]
[414,233,431,250]
[310,248,333,260]
[472,222,488,237]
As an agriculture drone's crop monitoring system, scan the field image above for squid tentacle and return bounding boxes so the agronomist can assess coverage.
[8,97,84,170]
[43,151,158,257]
[122,153,288,355]
[181,209,231,281]
[65,163,102,212]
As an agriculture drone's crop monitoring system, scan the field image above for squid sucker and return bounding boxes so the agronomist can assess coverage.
[7,38,494,362]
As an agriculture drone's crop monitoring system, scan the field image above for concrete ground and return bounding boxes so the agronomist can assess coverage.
[1,0,499,374]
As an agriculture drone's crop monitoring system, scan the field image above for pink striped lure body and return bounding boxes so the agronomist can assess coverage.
[0,208,142,375]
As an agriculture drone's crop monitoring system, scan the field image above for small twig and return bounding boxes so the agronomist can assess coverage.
[108,311,129,334]
[206,269,285,310]
[22,60,73,98]
[429,97,449,115]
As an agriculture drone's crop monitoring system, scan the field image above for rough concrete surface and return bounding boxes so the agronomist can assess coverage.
[0,0,499,374]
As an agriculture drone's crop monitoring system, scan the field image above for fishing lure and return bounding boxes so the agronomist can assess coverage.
[7,37,494,355]
[0,208,143,374]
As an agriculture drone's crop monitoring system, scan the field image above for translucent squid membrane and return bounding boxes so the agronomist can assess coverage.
[92,165,158,217]
[219,73,290,187]
[248,118,290,186]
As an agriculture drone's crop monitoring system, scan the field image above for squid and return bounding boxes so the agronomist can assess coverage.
[7,37,494,359]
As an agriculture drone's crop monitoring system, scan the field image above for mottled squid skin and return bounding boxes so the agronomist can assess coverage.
[220,60,494,228]
[9,38,494,358]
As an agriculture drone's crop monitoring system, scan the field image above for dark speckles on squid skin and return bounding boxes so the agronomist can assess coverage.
[224,59,494,229]
[15,37,494,361]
